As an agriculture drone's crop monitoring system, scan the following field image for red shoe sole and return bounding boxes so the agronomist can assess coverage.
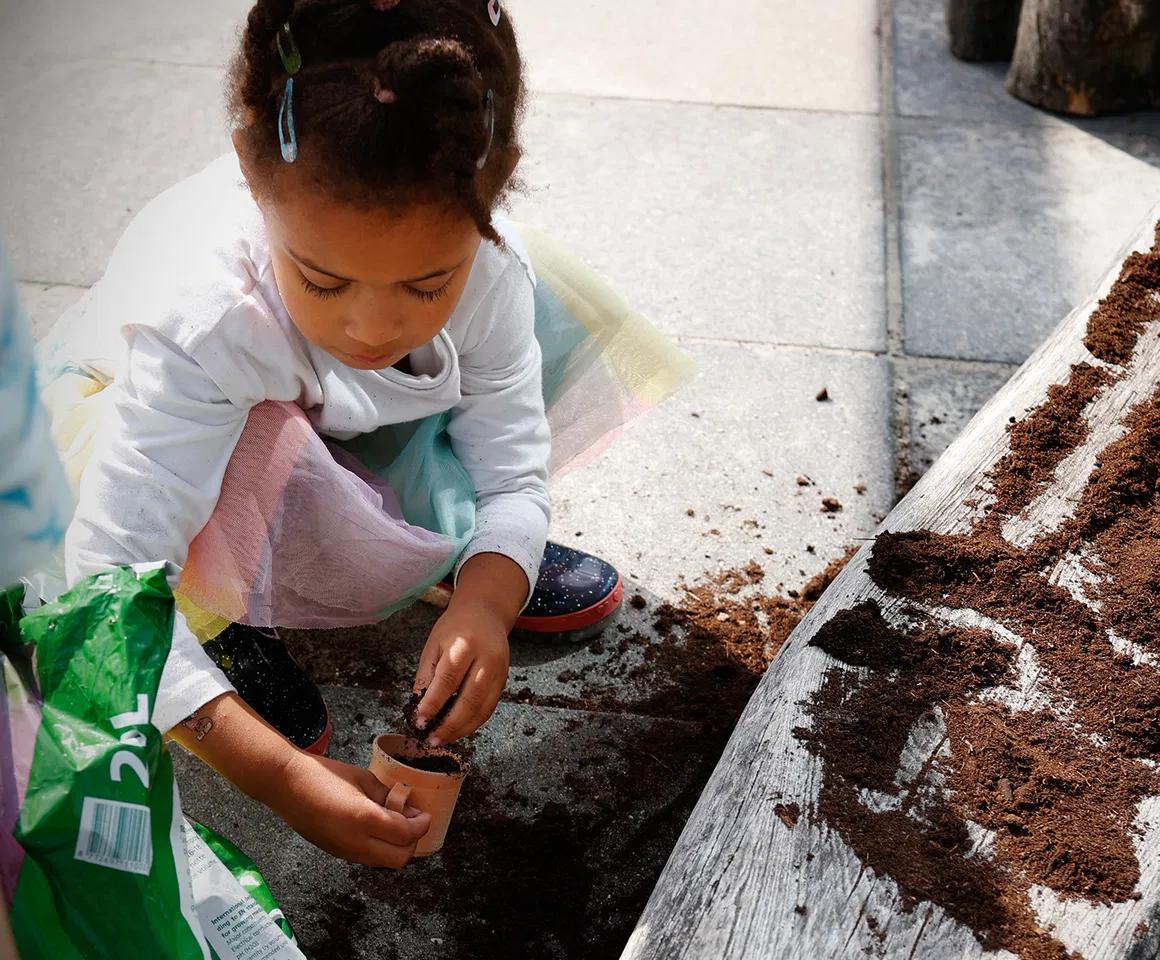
[514,576,624,634]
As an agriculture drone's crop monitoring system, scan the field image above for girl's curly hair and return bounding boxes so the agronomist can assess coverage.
[229,0,525,243]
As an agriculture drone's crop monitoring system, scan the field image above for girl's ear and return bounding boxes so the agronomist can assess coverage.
[498,147,519,182]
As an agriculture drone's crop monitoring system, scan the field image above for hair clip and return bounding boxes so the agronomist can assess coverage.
[372,76,397,104]
[276,22,302,75]
[371,0,403,9]
[477,88,495,169]
[278,76,298,163]
[487,0,502,27]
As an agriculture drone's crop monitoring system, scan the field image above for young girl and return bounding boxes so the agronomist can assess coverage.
[40,0,685,869]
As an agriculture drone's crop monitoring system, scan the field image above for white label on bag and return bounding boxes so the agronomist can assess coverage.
[74,796,153,876]
[183,823,306,960]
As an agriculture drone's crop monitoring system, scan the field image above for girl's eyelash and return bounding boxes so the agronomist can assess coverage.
[407,280,451,303]
[297,271,450,303]
[299,273,349,300]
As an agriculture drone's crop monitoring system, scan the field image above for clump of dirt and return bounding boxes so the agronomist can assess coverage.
[774,803,800,828]
[945,704,1154,903]
[636,549,857,731]
[1083,228,1160,364]
[797,604,1094,960]
[796,223,1160,960]
[987,362,1111,518]
[402,688,459,741]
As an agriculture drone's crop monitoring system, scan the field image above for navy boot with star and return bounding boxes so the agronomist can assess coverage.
[430,542,623,642]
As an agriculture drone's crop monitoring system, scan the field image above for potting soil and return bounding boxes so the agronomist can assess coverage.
[796,223,1160,960]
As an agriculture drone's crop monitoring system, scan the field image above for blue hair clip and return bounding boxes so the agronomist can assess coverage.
[276,22,301,164]
[476,88,495,170]
[278,77,298,163]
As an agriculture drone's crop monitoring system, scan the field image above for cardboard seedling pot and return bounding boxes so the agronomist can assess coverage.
[369,733,467,856]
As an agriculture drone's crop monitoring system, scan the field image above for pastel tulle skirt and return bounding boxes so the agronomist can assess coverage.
[38,226,691,641]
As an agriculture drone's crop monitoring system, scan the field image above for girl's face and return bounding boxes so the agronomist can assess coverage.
[258,185,482,371]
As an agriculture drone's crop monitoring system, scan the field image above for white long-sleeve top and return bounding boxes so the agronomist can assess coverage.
[53,154,551,732]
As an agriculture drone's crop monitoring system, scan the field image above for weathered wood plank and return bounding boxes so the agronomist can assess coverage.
[621,208,1160,960]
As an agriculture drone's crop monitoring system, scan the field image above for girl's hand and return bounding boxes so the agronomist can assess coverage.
[412,552,527,744]
[265,752,432,868]
[413,602,511,745]
[169,692,429,869]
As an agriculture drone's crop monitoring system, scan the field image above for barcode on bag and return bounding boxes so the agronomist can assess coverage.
[74,797,153,876]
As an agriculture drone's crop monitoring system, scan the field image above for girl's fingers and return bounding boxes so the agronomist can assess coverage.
[358,767,390,806]
[428,660,499,745]
[356,833,423,870]
[412,637,443,694]
[415,640,471,728]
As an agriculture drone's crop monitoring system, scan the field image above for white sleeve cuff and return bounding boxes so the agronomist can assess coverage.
[454,497,548,613]
[152,608,235,733]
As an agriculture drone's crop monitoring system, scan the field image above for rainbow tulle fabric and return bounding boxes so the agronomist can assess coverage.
[40,225,692,640]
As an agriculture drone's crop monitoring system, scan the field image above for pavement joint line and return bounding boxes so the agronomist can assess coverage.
[534,88,881,121]
[878,0,914,499]
[672,333,886,358]
[897,353,1021,373]
[16,279,90,292]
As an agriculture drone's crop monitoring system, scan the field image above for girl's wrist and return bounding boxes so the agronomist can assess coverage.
[449,552,528,629]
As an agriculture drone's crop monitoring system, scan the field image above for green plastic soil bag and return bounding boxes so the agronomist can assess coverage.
[1,565,306,959]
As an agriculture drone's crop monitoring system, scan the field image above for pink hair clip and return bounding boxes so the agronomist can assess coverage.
[488,0,501,26]
[371,0,402,10]
[372,77,397,104]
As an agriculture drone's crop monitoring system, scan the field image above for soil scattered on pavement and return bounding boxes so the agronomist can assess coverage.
[287,546,858,960]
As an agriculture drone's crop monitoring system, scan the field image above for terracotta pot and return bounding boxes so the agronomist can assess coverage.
[369,733,467,856]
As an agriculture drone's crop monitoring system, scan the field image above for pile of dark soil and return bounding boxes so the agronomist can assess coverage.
[796,222,1160,960]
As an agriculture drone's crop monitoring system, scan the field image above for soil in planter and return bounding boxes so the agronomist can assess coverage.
[796,224,1160,960]
[390,752,462,775]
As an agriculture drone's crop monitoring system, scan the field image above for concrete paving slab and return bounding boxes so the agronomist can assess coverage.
[0,59,232,286]
[513,94,886,351]
[0,0,246,68]
[900,117,1160,364]
[549,340,894,602]
[173,689,709,960]
[15,281,85,340]
[898,355,1014,477]
[507,0,880,114]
